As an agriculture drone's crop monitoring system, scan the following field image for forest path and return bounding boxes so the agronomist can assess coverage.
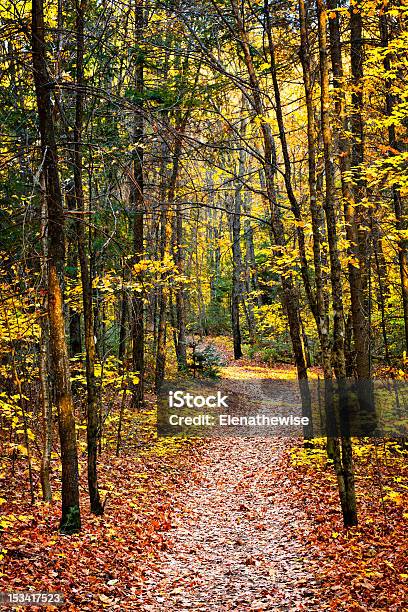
[139,354,321,610]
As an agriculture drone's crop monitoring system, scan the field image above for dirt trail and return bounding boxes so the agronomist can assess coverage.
[139,361,322,611]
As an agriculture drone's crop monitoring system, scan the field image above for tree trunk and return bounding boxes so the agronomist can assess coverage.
[39,175,52,502]
[230,113,246,360]
[69,311,82,357]
[349,0,371,380]
[243,217,257,344]
[174,137,187,369]
[66,183,82,357]
[39,320,52,502]
[317,0,358,527]
[299,0,331,377]
[156,114,186,388]
[155,129,171,392]
[131,0,145,408]
[317,0,346,378]
[373,219,390,363]
[231,191,243,359]
[155,214,168,392]
[379,12,408,354]
[327,0,367,382]
[32,0,81,533]
[244,213,262,308]
[74,0,103,516]
[264,0,316,319]
[118,282,128,366]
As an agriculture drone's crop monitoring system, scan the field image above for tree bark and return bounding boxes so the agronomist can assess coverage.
[174,129,188,370]
[243,215,257,344]
[349,0,371,379]
[74,0,103,515]
[299,0,331,377]
[155,114,186,388]
[317,0,358,527]
[39,175,52,502]
[230,113,246,360]
[155,150,169,392]
[231,193,243,360]
[118,281,128,366]
[379,12,408,355]
[327,0,365,380]
[66,184,82,357]
[264,0,316,320]
[317,0,346,378]
[32,0,81,532]
[131,0,145,408]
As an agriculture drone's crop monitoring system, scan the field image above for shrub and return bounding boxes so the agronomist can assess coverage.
[193,344,226,378]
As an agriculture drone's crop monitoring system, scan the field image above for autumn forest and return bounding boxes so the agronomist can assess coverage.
[0,0,408,609]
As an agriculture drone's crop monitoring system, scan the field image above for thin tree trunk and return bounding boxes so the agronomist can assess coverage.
[328,0,375,421]
[174,208,187,369]
[39,316,52,502]
[231,193,243,359]
[115,381,127,457]
[230,113,246,360]
[264,0,316,319]
[32,0,81,532]
[349,0,371,380]
[131,0,145,408]
[69,312,82,357]
[39,175,52,502]
[317,0,345,378]
[74,0,103,516]
[210,216,222,305]
[244,213,262,308]
[317,0,358,527]
[174,137,187,369]
[327,0,363,377]
[243,217,257,344]
[156,114,186,387]
[299,0,331,377]
[379,12,408,354]
[155,213,168,392]
[155,128,171,392]
[118,282,128,366]
[372,220,390,363]
[66,182,82,357]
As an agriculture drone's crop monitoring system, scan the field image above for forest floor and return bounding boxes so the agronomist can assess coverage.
[1,340,407,610]
[138,437,321,610]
